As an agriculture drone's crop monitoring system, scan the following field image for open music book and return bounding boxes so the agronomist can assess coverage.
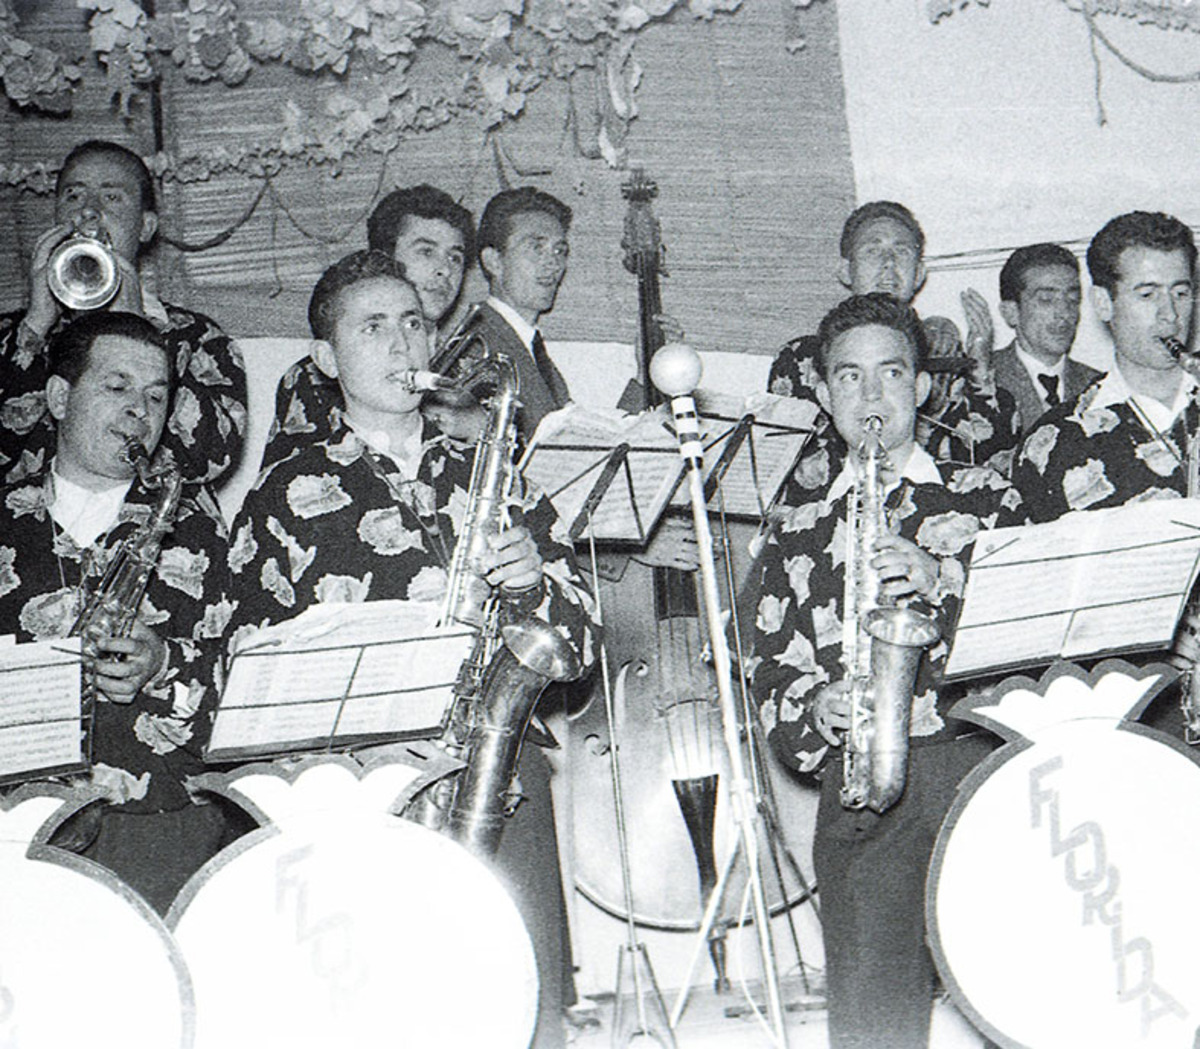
[207,601,474,762]
[520,392,817,542]
[0,636,89,786]
[945,500,1200,679]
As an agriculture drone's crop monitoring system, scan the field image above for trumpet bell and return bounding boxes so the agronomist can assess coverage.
[47,235,121,311]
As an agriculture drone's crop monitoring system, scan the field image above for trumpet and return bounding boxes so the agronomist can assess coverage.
[47,230,121,311]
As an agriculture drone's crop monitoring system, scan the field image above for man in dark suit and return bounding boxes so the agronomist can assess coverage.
[431,186,573,443]
[993,242,1100,435]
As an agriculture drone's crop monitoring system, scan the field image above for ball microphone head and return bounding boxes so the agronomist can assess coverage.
[650,342,703,398]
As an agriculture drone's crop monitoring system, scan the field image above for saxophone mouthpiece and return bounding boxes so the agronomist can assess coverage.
[120,437,166,489]
[1164,336,1187,360]
[399,369,456,393]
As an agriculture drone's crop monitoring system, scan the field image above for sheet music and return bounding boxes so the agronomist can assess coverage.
[0,638,87,783]
[674,391,818,518]
[208,601,474,761]
[522,394,817,538]
[521,406,684,542]
[945,500,1200,678]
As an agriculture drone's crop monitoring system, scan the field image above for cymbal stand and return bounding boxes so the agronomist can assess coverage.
[650,345,789,1047]
[584,524,676,1049]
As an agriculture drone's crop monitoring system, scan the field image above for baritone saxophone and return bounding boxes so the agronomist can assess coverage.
[416,352,583,857]
[840,415,940,814]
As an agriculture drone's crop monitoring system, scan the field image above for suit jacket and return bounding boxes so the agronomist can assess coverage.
[993,341,1102,435]
[470,302,570,442]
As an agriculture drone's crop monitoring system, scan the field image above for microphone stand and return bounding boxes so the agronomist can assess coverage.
[650,345,789,1047]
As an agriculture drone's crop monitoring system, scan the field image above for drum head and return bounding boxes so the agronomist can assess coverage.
[173,810,538,1049]
[930,718,1200,1049]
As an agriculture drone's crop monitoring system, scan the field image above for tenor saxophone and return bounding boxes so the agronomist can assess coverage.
[840,416,940,814]
[426,353,582,858]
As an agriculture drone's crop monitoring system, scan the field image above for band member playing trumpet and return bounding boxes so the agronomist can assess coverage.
[223,250,598,1049]
[0,140,246,487]
[0,312,232,914]
[750,294,1022,1049]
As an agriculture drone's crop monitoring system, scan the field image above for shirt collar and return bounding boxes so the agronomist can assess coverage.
[47,460,132,548]
[825,442,940,505]
[140,286,169,327]
[343,416,426,479]
[1014,342,1066,384]
[487,295,538,351]
[1090,364,1198,431]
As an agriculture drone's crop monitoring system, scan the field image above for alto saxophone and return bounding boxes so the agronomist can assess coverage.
[70,439,183,704]
[840,415,940,814]
[425,352,582,858]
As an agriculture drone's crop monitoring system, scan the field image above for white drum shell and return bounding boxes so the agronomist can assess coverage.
[930,719,1200,1049]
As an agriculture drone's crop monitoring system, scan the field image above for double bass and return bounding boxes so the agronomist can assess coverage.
[566,172,818,951]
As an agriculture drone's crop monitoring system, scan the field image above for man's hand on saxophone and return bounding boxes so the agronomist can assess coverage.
[481,523,545,594]
[813,681,852,747]
[88,617,167,704]
[871,533,940,603]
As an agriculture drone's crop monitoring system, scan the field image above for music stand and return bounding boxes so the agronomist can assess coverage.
[0,637,91,787]
[207,601,475,763]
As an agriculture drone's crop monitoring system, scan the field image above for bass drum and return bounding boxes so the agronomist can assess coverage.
[568,529,819,931]
[172,759,538,1049]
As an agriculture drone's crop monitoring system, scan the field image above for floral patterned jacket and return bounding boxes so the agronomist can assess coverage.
[768,330,1023,486]
[0,470,231,812]
[223,413,599,680]
[1013,373,1198,523]
[0,303,247,487]
[749,455,1023,777]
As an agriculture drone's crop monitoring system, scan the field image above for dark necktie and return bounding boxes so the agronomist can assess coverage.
[531,330,570,409]
[1037,372,1060,407]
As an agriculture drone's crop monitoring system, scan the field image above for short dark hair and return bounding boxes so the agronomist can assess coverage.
[48,312,172,389]
[999,243,1079,303]
[308,249,415,343]
[367,184,475,261]
[815,293,929,379]
[839,201,925,260]
[1087,211,1197,294]
[476,187,572,273]
[58,140,156,215]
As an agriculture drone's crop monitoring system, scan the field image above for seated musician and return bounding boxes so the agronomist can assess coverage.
[1013,212,1195,520]
[266,183,475,466]
[768,201,1021,488]
[1012,211,1196,740]
[222,249,599,1049]
[0,139,246,487]
[750,293,1022,1049]
[0,312,232,914]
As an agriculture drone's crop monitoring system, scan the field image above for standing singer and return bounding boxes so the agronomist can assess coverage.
[222,249,599,1049]
[750,294,1023,1049]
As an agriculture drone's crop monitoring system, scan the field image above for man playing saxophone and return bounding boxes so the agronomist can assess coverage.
[222,249,598,1049]
[749,293,1024,1049]
[0,311,233,914]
